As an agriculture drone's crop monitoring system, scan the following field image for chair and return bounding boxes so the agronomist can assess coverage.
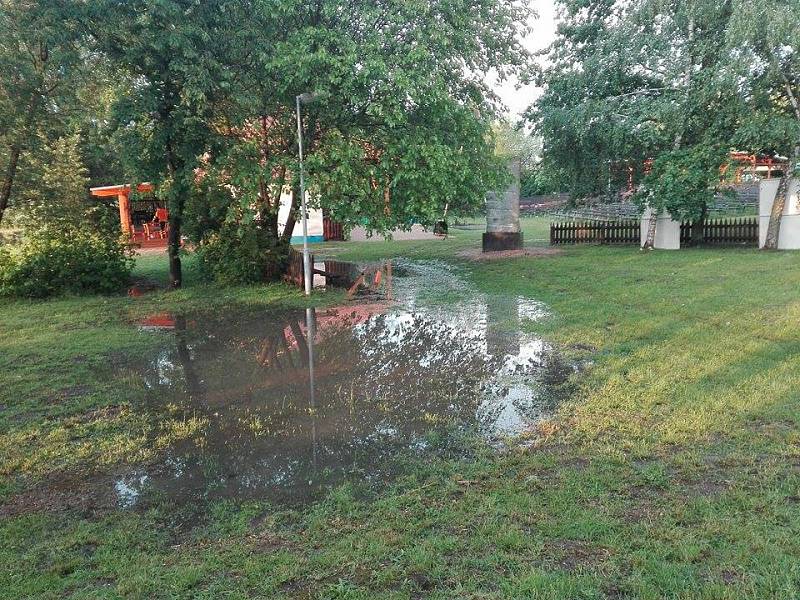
[143,223,166,240]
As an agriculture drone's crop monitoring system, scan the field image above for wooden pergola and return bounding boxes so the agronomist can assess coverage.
[89,183,155,235]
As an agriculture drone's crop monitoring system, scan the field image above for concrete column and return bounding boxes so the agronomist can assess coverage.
[640,207,681,250]
[759,178,800,249]
[483,160,523,252]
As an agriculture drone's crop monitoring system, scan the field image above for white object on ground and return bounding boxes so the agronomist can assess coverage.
[640,207,681,250]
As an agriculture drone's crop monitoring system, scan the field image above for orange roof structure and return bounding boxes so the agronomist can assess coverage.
[90,183,155,238]
[89,183,154,197]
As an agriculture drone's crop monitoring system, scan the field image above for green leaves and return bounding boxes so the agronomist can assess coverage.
[87,0,530,254]
[532,0,746,202]
[636,144,727,220]
[726,0,800,161]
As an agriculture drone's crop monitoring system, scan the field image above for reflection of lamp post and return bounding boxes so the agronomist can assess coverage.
[296,92,316,295]
[305,307,318,470]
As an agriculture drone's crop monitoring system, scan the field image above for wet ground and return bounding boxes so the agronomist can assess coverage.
[119,260,587,508]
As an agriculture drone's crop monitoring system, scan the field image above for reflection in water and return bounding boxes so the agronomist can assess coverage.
[120,261,581,507]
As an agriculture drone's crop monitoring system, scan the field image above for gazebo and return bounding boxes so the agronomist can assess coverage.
[89,183,168,247]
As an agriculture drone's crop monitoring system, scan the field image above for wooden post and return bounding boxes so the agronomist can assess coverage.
[118,192,132,236]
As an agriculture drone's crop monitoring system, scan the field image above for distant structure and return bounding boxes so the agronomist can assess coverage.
[483,160,523,252]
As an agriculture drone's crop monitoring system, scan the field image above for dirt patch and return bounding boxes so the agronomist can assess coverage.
[620,502,660,524]
[541,539,610,572]
[279,578,312,599]
[619,484,668,524]
[128,280,162,297]
[719,568,745,585]
[602,583,633,599]
[680,478,731,498]
[46,384,94,404]
[0,471,118,518]
[457,247,562,261]
[249,531,296,553]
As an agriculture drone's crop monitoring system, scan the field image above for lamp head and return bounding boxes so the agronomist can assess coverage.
[297,92,318,104]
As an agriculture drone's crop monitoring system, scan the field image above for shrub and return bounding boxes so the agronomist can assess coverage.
[0,227,135,298]
[196,224,289,285]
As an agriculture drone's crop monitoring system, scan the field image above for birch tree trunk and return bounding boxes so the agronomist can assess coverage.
[763,170,791,250]
[281,181,300,244]
[642,209,658,250]
[765,71,800,249]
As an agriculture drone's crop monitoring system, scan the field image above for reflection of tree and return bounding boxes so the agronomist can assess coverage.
[135,301,566,505]
[485,294,521,359]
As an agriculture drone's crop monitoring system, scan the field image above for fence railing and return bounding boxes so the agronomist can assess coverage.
[323,217,345,241]
[550,216,759,247]
[550,220,640,245]
[679,217,758,246]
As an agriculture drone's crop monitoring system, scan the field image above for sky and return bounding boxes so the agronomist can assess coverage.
[493,0,558,120]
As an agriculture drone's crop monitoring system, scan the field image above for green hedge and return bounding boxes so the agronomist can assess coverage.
[196,224,289,285]
[0,228,135,298]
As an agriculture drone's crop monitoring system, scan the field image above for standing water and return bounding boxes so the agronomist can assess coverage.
[120,261,582,507]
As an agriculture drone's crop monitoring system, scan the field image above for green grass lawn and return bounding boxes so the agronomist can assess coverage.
[2,217,800,599]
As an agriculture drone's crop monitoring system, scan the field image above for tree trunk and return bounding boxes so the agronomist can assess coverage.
[166,167,185,289]
[0,144,21,227]
[281,181,300,244]
[763,173,790,250]
[761,47,800,250]
[642,209,657,250]
[0,89,41,228]
[691,203,707,246]
[168,212,182,288]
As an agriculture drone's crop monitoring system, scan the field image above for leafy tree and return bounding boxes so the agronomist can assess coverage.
[0,0,86,226]
[636,144,729,244]
[91,0,246,288]
[199,1,530,261]
[92,0,529,285]
[531,0,741,247]
[16,133,91,229]
[0,134,134,299]
[520,164,565,197]
[493,122,563,197]
[726,0,800,248]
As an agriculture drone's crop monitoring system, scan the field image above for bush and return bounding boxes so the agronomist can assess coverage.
[0,228,135,298]
[196,224,289,285]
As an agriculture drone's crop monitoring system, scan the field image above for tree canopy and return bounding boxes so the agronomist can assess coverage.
[0,0,531,286]
[532,1,742,197]
[92,0,530,285]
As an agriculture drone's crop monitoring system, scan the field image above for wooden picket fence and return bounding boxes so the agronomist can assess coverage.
[283,246,309,288]
[550,216,759,247]
[679,217,758,246]
[323,216,345,241]
[550,220,640,245]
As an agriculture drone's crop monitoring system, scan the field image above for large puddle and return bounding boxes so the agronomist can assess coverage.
[120,261,584,507]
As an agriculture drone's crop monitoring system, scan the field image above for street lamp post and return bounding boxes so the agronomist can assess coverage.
[296,93,313,296]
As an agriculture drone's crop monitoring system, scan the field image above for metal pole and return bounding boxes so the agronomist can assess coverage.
[296,95,312,295]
